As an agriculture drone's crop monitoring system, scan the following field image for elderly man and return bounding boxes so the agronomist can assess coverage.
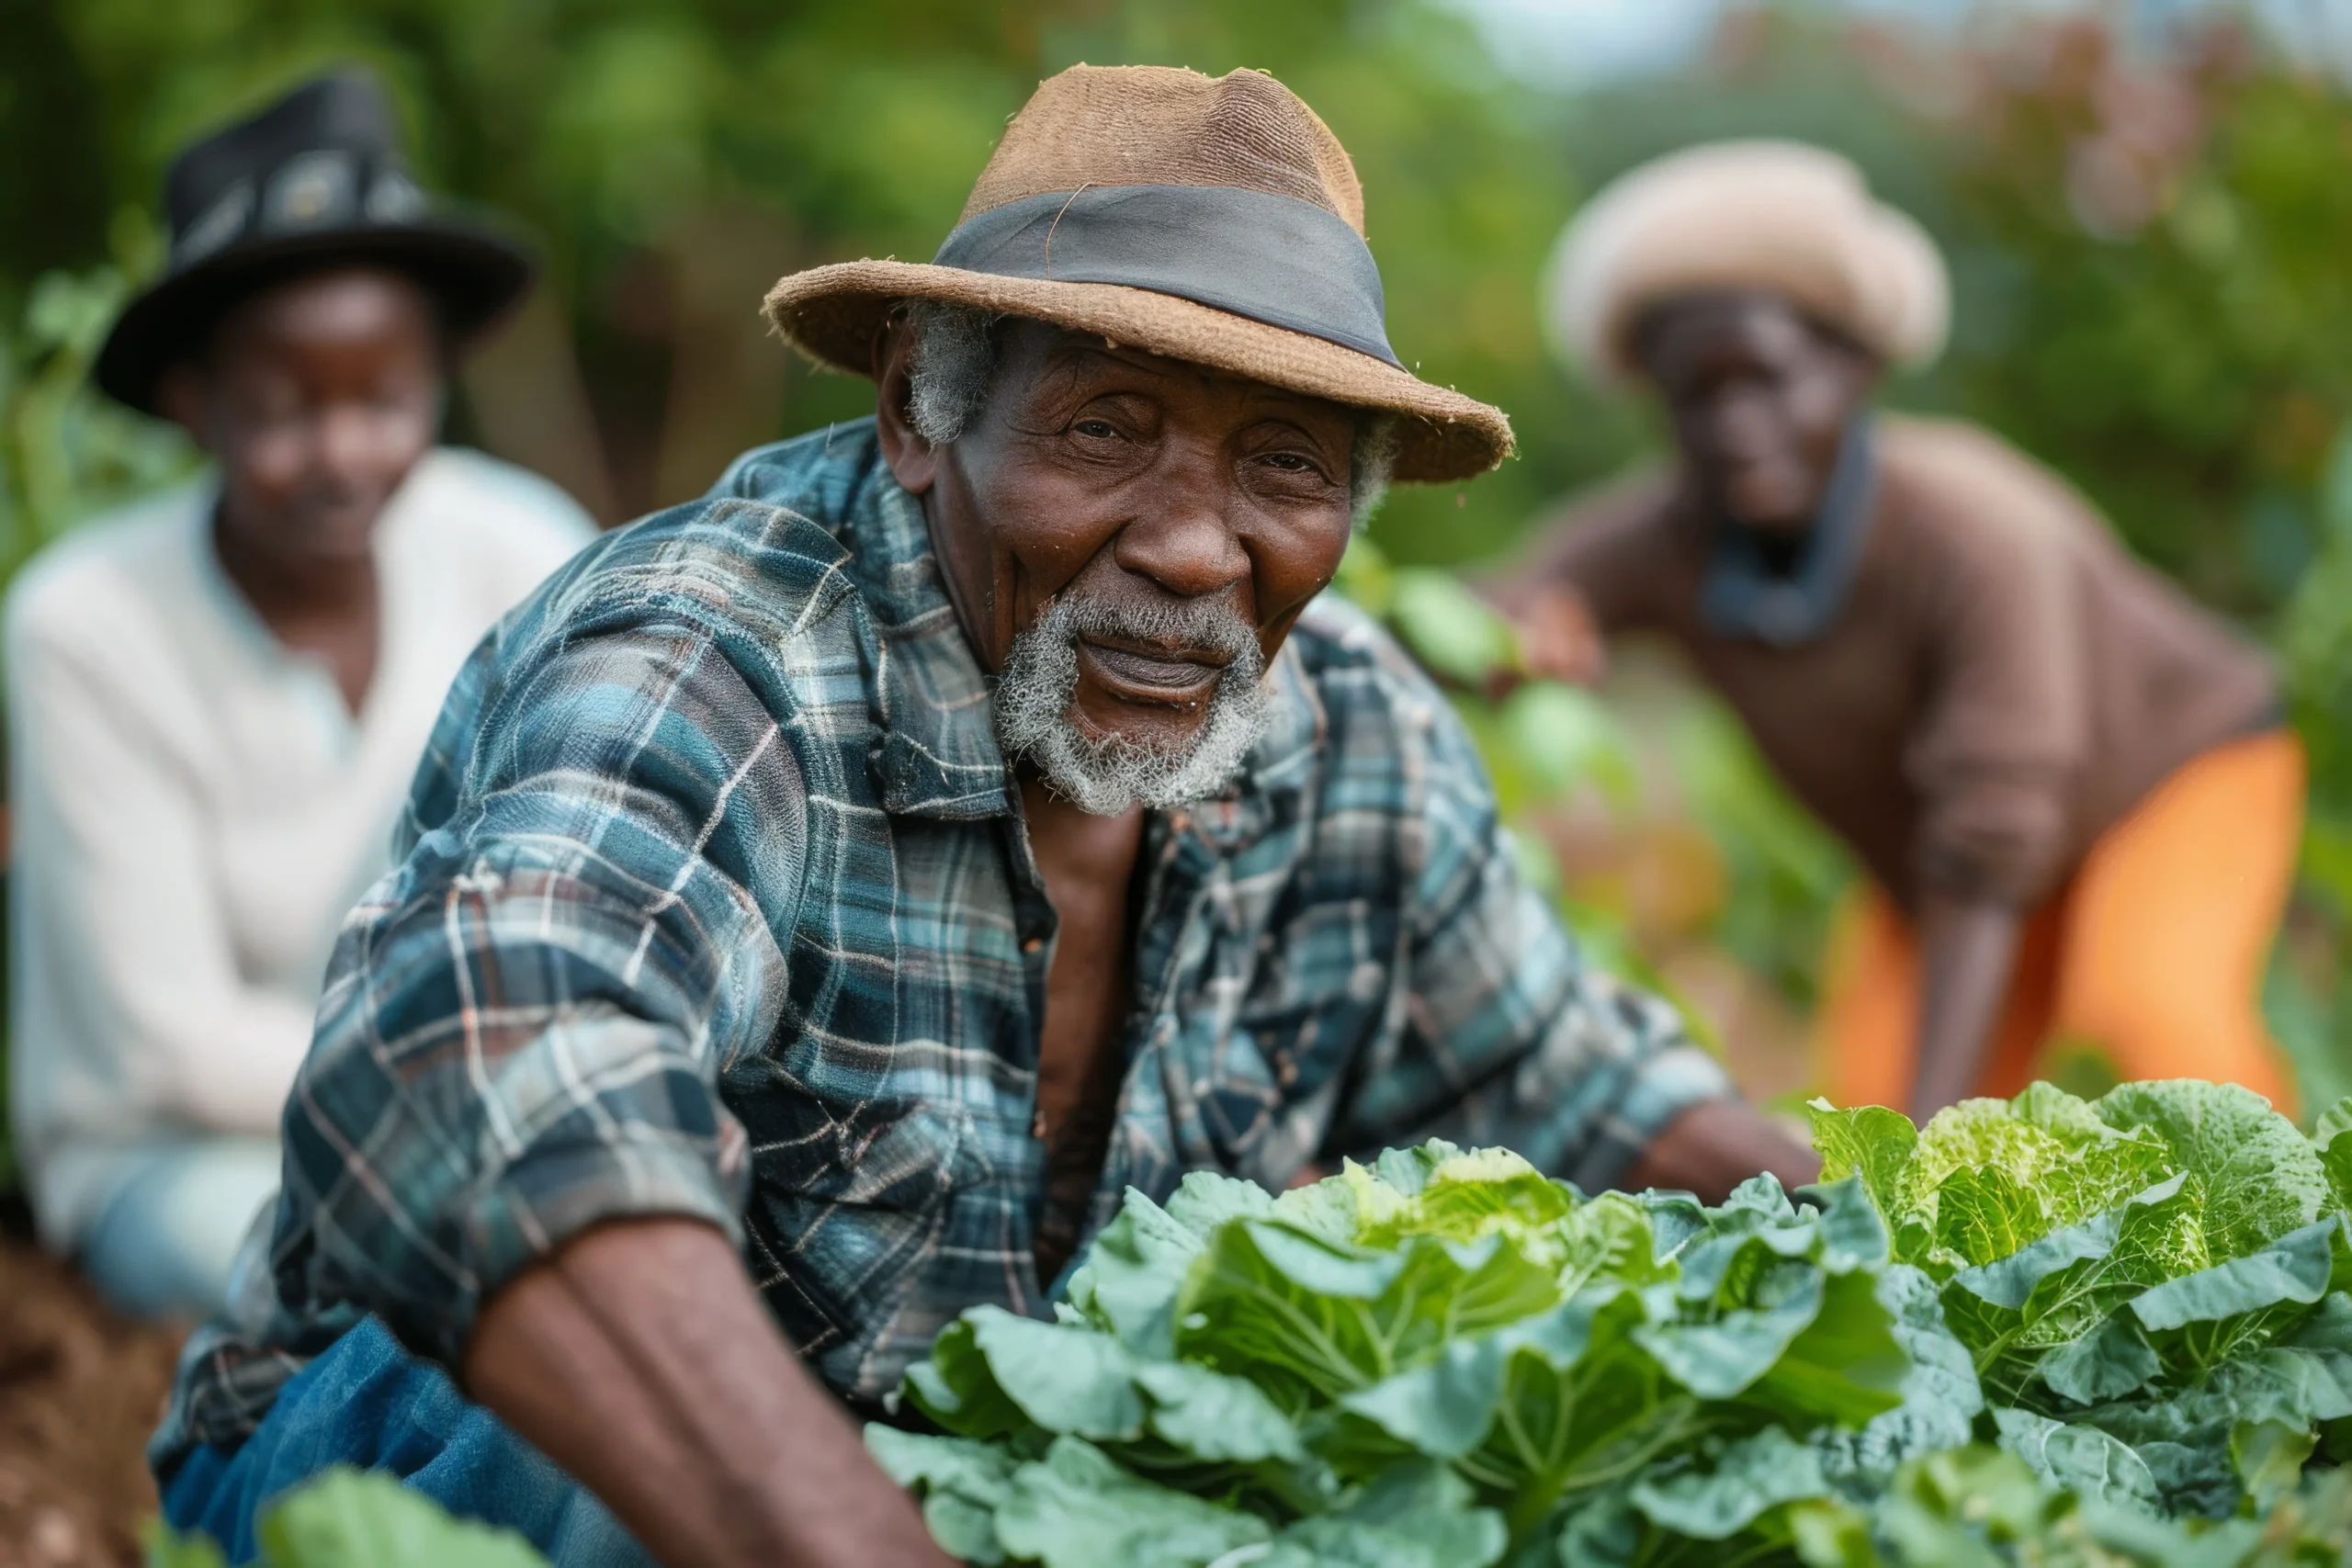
[1500,141,2299,1123]
[155,69,1815,1568]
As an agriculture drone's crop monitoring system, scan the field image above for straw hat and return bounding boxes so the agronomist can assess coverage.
[763,64,1512,484]
[1544,140,1950,384]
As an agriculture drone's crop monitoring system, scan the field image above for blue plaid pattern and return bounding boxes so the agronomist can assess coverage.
[154,418,1731,1471]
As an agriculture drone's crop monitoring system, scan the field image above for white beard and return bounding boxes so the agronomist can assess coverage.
[990,592,1272,816]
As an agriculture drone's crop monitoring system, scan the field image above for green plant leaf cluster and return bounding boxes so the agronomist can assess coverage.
[1812,1079,2352,1528]
[147,1467,549,1568]
[876,1141,1978,1565]
[1807,1442,2352,1567]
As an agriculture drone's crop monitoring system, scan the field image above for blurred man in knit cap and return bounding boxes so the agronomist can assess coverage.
[6,71,593,1324]
[1493,140,2300,1122]
[153,68,1816,1568]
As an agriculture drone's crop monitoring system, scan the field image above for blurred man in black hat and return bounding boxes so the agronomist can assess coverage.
[5,69,595,1321]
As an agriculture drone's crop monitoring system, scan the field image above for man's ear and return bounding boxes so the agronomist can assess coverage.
[872,317,939,495]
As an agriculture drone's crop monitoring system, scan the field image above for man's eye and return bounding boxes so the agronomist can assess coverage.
[1073,419,1118,439]
[1261,453,1317,473]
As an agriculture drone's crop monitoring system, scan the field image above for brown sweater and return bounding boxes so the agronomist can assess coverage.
[1529,416,2279,913]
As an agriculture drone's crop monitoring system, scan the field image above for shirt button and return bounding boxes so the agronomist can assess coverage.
[1023,935,1044,954]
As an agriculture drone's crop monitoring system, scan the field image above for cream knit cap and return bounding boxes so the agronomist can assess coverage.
[1544,140,1950,382]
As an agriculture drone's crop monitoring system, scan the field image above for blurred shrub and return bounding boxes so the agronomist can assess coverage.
[0,268,196,581]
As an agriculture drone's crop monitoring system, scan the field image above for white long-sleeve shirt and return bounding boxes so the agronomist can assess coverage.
[6,447,595,1247]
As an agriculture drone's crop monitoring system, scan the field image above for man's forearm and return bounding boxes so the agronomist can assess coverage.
[1623,1098,1821,1203]
[463,1216,950,1568]
[1908,897,2023,1122]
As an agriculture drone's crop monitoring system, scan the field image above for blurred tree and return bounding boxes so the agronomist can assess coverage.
[1935,18,2352,617]
[8,0,1600,556]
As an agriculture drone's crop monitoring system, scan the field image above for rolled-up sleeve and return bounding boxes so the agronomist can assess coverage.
[1329,686,1734,1194]
[276,613,807,1367]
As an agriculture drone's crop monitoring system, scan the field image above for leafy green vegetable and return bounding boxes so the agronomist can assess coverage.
[1814,1078,2352,1528]
[147,1469,550,1568]
[888,1143,1972,1565]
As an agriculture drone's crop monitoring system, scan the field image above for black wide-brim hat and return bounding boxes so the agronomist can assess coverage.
[96,70,535,414]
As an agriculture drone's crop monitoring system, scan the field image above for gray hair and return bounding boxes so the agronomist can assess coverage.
[903,300,1398,527]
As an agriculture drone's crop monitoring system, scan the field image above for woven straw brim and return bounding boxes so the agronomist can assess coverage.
[763,260,1513,484]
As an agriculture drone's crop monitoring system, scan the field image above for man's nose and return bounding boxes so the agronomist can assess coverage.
[1705,388,1776,460]
[1112,466,1251,601]
[313,403,386,489]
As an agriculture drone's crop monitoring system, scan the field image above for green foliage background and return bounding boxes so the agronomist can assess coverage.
[3,0,2351,1139]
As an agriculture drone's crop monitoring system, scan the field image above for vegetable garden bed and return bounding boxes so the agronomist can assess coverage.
[157,1078,2352,1565]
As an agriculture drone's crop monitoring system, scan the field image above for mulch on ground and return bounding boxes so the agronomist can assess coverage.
[0,1208,184,1568]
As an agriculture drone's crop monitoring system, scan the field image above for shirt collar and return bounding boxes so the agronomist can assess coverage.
[841,446,1015,818]
[835,430,1320,842]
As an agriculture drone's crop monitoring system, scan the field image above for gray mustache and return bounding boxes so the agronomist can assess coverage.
[1058,593,1261,666]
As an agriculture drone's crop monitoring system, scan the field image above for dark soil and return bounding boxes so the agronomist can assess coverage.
[0,1199,183,1568]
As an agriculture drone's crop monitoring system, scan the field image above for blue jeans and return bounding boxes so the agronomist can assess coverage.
[160,1316,650,1567]
[81,1136,281,1321]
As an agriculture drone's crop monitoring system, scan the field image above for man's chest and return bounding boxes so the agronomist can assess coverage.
[716,798,1407,1402]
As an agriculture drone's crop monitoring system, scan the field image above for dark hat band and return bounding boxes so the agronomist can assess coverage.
[172,146,427,271]
[932,184,1400,368]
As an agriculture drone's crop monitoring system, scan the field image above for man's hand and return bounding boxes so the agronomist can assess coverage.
[464,1217,952,1568]
[1623,1098,1822,1203]
[1489,581,1608,694]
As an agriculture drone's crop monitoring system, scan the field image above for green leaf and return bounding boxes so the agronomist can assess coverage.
[2096,1080,2328,1259]
[2201,1292,2352,1429]
[2037,1312,2164,1407]
[1813,1264,1984,1492]
[1334,1293,1614,1461]
[1133,1360,1306,1464]
[1497,682,1638,807]
[142,1526,231,1568]
[1387,569,1514,686]
[1267,1462,1508,1568]
[866,1427,1017,1565]
[970,1307,1150,1439]
[254,1469,550,1568]
[1066,1186,1221,1358]
[1628,1426,1832,1540]
[866,1426,1017,1506]
[2229,1417,2315,1514]
[2313,1096,2352,1216]
[1993,1408,2165,1517]
[1903,1091,2172,1269]
[1177,1220,1558,1409]
[1939,1171,2199,1406]
[1806,1100,1919,1234]
[2129,1216,2341,1379]
[991,1438,1271,1568]
[1354,1146,1578,1266]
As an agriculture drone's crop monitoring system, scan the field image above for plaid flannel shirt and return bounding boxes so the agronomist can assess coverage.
[154,418,1732,1471]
